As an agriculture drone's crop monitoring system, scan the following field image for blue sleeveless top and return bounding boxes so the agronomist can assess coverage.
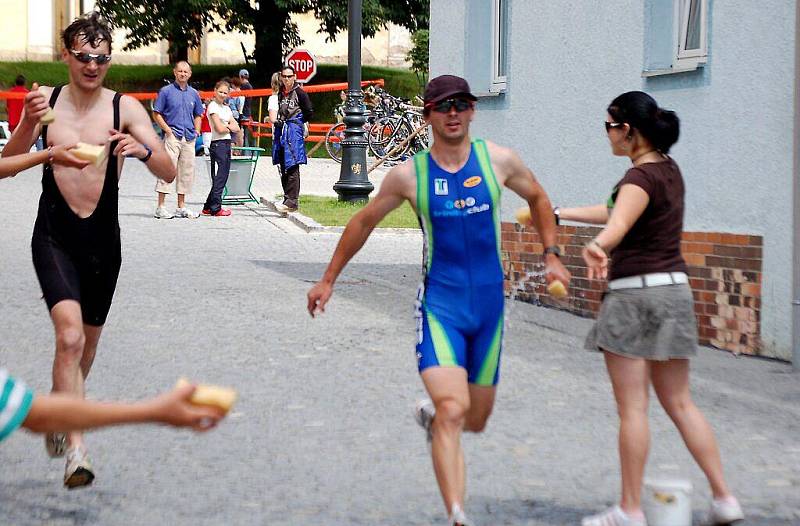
[414,139,504,288]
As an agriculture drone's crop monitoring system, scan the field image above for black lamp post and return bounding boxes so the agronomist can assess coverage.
[333,0,374,202]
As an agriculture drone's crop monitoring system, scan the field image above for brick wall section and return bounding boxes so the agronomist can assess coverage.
[501,222,764,355]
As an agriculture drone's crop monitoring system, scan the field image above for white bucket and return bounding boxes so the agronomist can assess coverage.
[642,478,693,526]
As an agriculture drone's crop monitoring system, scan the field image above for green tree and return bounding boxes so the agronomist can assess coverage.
[406,29,428,90]
[96,1,430,82]
[96,0,235,64]
[224,1,429,83]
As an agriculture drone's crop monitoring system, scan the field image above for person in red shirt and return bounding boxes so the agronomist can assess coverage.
[8,75,29,132]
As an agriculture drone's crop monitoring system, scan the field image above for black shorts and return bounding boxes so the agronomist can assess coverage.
[31,234,121,327]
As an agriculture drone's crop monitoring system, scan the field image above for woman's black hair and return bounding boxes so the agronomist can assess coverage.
[607,91,680,154]
[62,12,113,52]
[282,65,296,75]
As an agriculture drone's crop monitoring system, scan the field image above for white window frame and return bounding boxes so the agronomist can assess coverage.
[675,0,708,67]
[490,0,507,93]
[642,0,708,77]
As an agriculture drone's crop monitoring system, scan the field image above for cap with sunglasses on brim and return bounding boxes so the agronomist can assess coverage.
[423,75,478,105]
[239,69,249,78]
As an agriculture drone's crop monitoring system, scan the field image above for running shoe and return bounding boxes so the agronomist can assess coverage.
[202,208,232,217]
[449,503,471,526]
[413,398,435,442]
[581,506,647,526]
[45,432,67,458]
[154,206,174,219]
[64,447,95,489]
[706,496,744,525]
[174,207,198,218]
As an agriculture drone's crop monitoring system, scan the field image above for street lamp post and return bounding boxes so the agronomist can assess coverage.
[333,0,374,202]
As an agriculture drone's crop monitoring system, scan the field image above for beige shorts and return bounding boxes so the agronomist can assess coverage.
[156,134,195,195]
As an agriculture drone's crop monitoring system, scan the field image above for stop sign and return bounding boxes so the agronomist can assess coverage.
[285,49,317,84]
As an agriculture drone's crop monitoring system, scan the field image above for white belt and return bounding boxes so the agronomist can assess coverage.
[607,272,688,291]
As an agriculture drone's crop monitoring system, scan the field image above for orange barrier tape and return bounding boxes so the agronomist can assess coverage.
[0,79,385,101]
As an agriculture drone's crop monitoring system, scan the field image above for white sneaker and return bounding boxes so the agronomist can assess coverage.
[706,496,744,524]
[413,398,435,442]
[582,506,647,526]
[174,207,197,218]
[448,503,471,526]
[64,447,95,489]
[154,206,174,219]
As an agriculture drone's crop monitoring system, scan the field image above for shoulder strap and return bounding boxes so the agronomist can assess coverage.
[42,86,63,146]
[112,92,122,131]
[472,139,502,203]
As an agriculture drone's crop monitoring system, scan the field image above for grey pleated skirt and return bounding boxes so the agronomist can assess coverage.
[584,283,698,360]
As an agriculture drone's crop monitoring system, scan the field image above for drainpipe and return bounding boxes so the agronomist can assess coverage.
[794,0,800,370]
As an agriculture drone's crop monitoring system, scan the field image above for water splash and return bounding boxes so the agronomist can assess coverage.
[504,265,546,330]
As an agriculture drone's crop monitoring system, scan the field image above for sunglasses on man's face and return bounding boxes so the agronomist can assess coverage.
[431,98,473,114]
[604,121,625,132]
[69,49,112,65]
[281,74,295,79]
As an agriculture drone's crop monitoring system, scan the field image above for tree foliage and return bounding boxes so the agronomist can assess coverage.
[96,1,430,82]
[96,0,235,63]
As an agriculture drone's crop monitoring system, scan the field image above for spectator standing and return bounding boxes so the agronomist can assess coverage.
[202,80,239,217]
[272,66,312,213]
[559,91,744,526]
[238,68,253,146]
[152,61,204,219]
[8,75,29,133]
[226,76,244,148]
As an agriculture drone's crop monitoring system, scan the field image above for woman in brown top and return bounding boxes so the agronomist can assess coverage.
[559,92,743,526]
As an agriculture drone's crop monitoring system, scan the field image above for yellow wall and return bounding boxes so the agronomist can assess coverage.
[0,0,30,60]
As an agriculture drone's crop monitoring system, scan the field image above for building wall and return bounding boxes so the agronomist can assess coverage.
[430,0,796,359]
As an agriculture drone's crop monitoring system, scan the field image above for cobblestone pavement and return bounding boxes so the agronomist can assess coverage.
[0,159,798,525]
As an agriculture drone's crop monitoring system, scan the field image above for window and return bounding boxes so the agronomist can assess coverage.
[676,0,707,67]
[491,0,508,92]
[643,0,708,77]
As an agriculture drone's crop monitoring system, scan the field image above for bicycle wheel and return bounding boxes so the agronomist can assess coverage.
[325,122,346,163]
[368,116,407,162]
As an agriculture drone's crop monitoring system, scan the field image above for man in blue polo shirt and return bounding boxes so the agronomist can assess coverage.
[153,61,204,219]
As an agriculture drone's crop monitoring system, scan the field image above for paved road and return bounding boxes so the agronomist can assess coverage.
[0,159,798,525]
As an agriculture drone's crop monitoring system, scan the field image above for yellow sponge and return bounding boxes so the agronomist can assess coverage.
[71,142,107,166]
[547,280,568,299]
[175,378,238,413]
[515,207,531,225]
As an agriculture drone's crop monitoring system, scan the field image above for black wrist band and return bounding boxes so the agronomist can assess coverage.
[543,245,561,258]
[139,145,152,162]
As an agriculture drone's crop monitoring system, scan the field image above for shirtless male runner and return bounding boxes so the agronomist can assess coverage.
[2,12,176,488]
[307,75,571,525]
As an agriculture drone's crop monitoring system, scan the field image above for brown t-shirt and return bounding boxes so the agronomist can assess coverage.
[608,158,688,281]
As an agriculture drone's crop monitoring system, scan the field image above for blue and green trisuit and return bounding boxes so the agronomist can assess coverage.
[413,139,505,386]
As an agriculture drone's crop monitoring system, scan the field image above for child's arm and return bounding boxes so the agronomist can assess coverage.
[0,144,90,179]
[23,384,224,433]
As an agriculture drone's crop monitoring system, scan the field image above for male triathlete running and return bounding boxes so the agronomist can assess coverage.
[2,12,175,488]
[307,74,571,525]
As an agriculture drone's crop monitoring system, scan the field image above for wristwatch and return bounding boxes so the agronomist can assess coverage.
[553,206,561,226]
[139,145,153,162]
[543,245,561,257]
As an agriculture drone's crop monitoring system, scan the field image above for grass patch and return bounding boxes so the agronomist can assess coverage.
[297,195,419,229]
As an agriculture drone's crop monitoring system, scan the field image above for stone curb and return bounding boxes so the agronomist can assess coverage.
[259,196,420,235]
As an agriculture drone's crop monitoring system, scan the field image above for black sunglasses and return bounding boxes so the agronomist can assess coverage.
[604,121,624,132]
[281,74,295,79]
[431,98,473,114]
[69,49,112,65]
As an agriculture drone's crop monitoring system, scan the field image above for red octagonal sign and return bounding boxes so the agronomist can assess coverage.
[285,48,317,84]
